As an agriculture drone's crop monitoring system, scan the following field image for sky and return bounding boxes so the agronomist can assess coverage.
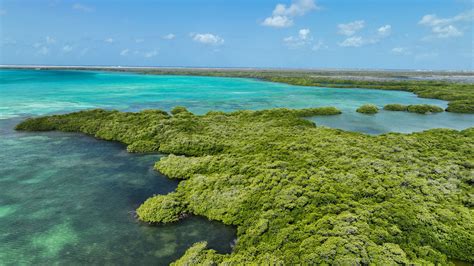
[0,0,473,70]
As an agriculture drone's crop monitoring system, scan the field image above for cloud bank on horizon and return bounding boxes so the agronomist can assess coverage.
[0,0,472,70]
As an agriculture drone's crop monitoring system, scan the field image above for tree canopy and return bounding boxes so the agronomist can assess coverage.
[16,107,474,265]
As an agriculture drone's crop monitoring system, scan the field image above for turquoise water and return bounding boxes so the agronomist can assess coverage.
[0,118,235,265]
[0,69,473,264]
[1,69,473,134]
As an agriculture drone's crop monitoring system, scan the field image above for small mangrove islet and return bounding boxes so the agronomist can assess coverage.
[16,107,474,265]
[356,104,379,114]
[383,104,445,114]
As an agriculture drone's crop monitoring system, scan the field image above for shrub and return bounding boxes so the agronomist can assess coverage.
[383,104,407,111]
[356,104,379,114]
[136,193,186,223]
[126,140,160,153]
[446,100,474,113]
[171,106,190,115]
[294,107,342,116]
[406,104,443,114]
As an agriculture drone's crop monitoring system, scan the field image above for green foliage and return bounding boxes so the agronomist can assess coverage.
[292,106,342,116]
[406,104,444,114]
[171,106,191,115]
[446,100,474,113]
[16,108,474,264]
[136,192,186,223]
[384,104,408,111]
[384,104,445,114]
[356,104,379,114]
[170,242,221,266]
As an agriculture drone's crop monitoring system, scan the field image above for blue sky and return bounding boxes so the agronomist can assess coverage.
[0,0,472,70]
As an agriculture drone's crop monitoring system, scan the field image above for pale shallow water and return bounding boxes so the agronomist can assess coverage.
[0,118,235,265]
[1,69,473,133]
[0,69,473,264]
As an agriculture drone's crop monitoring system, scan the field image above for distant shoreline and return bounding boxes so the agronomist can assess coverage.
[1,64,473,75]
[2,64,473,84]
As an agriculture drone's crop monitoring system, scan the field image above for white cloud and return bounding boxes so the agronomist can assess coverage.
[338,20,365,36]
[432,25,463,38]
[419,10,473,27]
[377,25,391,37]
[62,45,73,53]
[262,0,319,28]
[339,36,364,47]
[46,36,56,44]
[144,50,158,58]
[391,47,411,55]
[283,29,327,51]
[284,28,312,48]
[262,15,294,28]
[120,49,130,56]
[162,33,176,40]
[338,22,390,47]
[73,3,94,12]
[419,10,473,39]
[104,38,114,43]
[298,28,311,40]
[191,33,224,46]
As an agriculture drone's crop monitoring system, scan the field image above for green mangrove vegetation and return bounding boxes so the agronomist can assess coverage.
[16,107,474,265]
[384,104,445,114]
[406,104,444,114]
[356,104,379,114]
[384,104,408,111]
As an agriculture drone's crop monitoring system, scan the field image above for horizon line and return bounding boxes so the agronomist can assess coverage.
[1,64,473,73]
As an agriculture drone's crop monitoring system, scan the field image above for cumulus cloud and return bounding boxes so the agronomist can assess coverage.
[104,38,114,43]
[338,20,365,36]
[191,33,224,46]
[338,22,391,47]
[162,33,176,40]
[262,16,294,28]
[262,0,319,28]
[283,29,327,51]
[284,28,312,48]
[419,10,473,38]
[72,3,94,12]
[377,25,391,37]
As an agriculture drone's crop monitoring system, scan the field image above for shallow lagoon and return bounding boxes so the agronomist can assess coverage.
[0,118,235,265]
[1,69,473,133]
[0,69,473,264]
